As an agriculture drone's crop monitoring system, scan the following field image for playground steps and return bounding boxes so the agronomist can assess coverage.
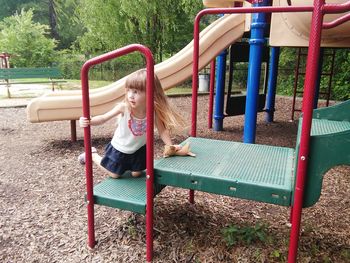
[92,172,163,214]
[300,100,350,207]
[154,137,295,206]
[310,118,350,135]
[90,101,350,213]
[155,100,350,208]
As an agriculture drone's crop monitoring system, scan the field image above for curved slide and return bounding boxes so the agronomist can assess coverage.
[270,0,350,47]
[27,14,246,122]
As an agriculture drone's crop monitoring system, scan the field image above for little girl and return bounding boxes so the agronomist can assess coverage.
[79,69,184,178]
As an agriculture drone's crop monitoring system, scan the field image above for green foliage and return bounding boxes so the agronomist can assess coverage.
[77,0,203,62]
[270,249,286,262]
[48,0,84,49]
[0,0,83,49]
[276,47,297,96]
[0,9,57,67]
[332,50,350,100]
[276,47,350,101]
[55,50,84,79]
[222,223,269,247]
[341,248,350,261]
[56,49,144,80]
[0,0,34,20]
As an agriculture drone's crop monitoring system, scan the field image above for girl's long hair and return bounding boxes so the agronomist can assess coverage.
[125,69,185,132]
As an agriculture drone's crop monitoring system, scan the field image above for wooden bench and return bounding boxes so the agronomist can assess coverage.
[0,67,66,97]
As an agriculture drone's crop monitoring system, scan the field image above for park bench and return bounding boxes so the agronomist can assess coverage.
[0,67,66,97]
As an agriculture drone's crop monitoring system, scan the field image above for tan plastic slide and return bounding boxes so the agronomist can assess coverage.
[270,0,350,47]
[27,14,246,123]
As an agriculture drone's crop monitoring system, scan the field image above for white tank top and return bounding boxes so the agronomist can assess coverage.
[111,108,146,154]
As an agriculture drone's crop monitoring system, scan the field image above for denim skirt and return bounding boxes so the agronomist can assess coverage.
[100,143,146,175]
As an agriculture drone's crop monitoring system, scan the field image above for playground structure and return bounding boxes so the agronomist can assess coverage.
[26,13,247,122]
[0,52,10,69]
[26,1,350,144]
[77,1,350,262]
[26,13,247,141]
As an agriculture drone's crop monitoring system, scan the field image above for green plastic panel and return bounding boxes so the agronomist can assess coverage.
[92,172,164,214]
[295,102,350,207]
[312,100,350,122]
[155,137,295,206]
[311,119,350,136]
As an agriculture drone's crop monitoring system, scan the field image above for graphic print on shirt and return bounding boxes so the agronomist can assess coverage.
[128,114,147,136]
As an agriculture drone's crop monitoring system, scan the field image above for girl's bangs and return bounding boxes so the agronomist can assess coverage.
[125,70,147,92]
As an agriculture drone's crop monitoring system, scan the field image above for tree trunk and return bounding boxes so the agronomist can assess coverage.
[48,0,59,40]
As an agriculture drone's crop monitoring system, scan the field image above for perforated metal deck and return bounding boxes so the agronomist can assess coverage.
[154,137,295,206]
[311,118,350,135]
[92,172,164,214]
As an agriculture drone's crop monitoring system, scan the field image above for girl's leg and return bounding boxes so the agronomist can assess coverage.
[92,152,120,179]
[131,171,142,177]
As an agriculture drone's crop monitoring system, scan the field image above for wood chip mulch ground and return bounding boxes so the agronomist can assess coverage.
[0,95,349,262]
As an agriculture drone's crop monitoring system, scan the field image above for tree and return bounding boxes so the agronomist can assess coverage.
[77,0,203,62]
[0,0,83,49]
[0,9,57,67]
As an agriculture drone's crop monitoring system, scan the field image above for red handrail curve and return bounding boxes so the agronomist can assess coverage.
[80,44,155,261]
[191,2,350,262]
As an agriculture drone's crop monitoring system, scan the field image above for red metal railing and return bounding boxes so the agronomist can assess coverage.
[191,5,315,137]
[79,1,350,261]
[80,44,155,261]
[191,2,350,262]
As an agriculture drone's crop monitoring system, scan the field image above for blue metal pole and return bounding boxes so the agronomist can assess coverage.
[265,47,280,123]
[243,0,268,143]
[214,49,227,131]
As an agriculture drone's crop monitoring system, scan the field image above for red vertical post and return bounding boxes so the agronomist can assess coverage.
[80,45,155,261]
[144,50,155,263]
[288,1,324,262]
[70,120,77,142]
[188,11,203,204]
[208,59,216,129]
[81,60,95,249]
[291,48,302,121]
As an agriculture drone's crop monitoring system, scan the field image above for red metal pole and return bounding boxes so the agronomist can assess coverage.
[188,10,202,204]
[323,1,350,13]
[70,120,77,142]
[191,2,315,208]
[81,59,95,249]
[80,45,154,262]
[191,3,316,138]
[208,59,216,129]
[144,50,155,263]
[191,12,201,137]
[291,48,302,121]
[191,3,349,261]
[323,12,350,29]
[288,1,324,262]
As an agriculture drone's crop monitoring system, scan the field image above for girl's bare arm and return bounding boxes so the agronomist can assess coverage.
[155,117,173,146]
[79,103,125,127]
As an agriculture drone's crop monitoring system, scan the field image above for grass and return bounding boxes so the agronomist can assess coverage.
[165,85,193,95]
[63,80,195,95]
[222,223,270,247]
[60,79,113,90]
[1,78,245,99]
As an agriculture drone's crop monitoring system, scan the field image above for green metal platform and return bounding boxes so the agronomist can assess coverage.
[154,137,295,206]
[310,118,350,136]
[89,100,350,213]
[92,172,164,214]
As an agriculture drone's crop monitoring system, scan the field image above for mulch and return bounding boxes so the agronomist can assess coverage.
[0,95,349,262]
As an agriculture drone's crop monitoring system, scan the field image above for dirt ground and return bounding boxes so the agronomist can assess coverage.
[0,95,349,263]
